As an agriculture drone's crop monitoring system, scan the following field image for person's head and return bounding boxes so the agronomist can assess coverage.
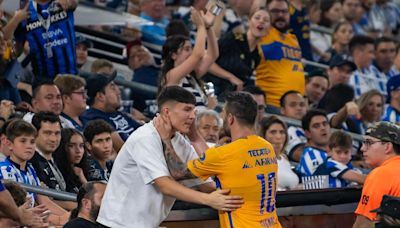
[84,120,113,161]
[320,0,343,28]
[305,71,329,104]
[307,0,321,24]
[91,59,114,75]
[126,40,153,70]
[75,34,93,67]
[196,109,222,143]
[6,120,37,162]
[243,86,266,121]
[32,112,62,155]
[320,83,354,113]
[267,0,290,33]
[327,54,356,86]
[248,7,270,39]
[387,75,400,105]
[361,121,400,167]
[140,0,166,21]
[328,131,353,164]
[374,37,397,72]
[302,109,331,148]
[74,181,107,222]
[357,90,384,122]
[280,90,307,120]
[349,35,375,68]
[332,20,353,46]
[32,81,63,115]
[222,92,257,136]
[0,119,15,157]
[342,0,362,22]
[86,73,121,112]
[165,19,190,37]
[258,115,288,156]
[56,128,86,166]
[54,75,87,115]
[157,86,196,134]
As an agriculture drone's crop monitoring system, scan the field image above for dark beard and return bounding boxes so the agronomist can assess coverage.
[273,21,289,33]
[89,203,100,221]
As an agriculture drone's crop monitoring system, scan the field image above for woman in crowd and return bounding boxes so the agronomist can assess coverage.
[159,7,218,109]
[320,21,354,64]
[258,116,299,191]
[54,128,88,194]
[205,7,271,97]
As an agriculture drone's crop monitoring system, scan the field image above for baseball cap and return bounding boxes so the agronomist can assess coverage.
[86,71,117,105]
[365,121,400,145]
[126,39,143,58]
[75,34,93,48]
[306,70,329,80]
[329,54,357,71]
[386,75,400,102]
[371,195,400,219]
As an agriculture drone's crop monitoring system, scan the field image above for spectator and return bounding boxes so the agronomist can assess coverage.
[159,7,218,109]
[90,59,114,75]
[221,0,255,35]
[83,120,114,182]
[206,7,270,97]
[243,85,267,122]
[342,0,366,35]
[12,0,79,84]
[372,37,398,81]
[279,90,308,161]
[64,181,106,228]
[392,43,400,74]
[165,19,191,37]
[256,0,305,110]
[75,34,93,73]
[258,115,299,191]
[54,75,87,132]
[297,109,331,177]
[97,86,243,228]
[326,54,357,88]
[357,90,385,133]
[0,119,14,161]
[82,73,141,152]
[368,0,400,36]
[314,131,365,188]
[195,109,222,147]
[353,122,400,227]
[383,76,400,123]
[305,70,329,107]
[54,128,88,193]
[0,119,68,225]
[349,35,384,98]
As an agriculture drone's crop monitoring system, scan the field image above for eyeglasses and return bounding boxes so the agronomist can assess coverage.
[71,90,88,98]
[269,9,289,15]
[362,139,387,148]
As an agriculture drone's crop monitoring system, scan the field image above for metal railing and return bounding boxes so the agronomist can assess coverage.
[16,182,77,202]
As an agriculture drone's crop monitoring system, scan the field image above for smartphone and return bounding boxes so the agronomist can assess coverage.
[20,0,29,9]
[207,0,225,16]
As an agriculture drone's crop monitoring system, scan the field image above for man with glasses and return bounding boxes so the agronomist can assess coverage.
[54,75,87,132]
[255,0,305,112]
[353,121,400,228]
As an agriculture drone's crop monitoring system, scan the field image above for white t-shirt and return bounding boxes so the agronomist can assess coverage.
[97,122,206,228]
[23,112,70,128]
[277,156,299,191]
[285,126,307,159]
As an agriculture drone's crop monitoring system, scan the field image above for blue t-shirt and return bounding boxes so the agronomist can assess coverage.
[314,157,353,188]
[82,108,141,141]
[86,156,113,182]
[14,0,77,83]
[297,146,328,176]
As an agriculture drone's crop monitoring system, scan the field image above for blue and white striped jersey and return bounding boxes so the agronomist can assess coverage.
[297,146,328,176]
[314,157,352,188]
[382,105,400,123]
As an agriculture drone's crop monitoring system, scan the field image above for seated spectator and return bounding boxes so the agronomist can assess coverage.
[82,73,141,152]
[342,0,366,35]
[371,37,398,80]
[159,7,218,109]
[64,181,106,228]
[165,19,191,37]
[368,0,400,36]
[305,70,329,107]
[258,115,299,191]
[54,75,87,132]
[279,90,308,161]
[75,34,93,73]
[90,59,114,76]
[314,131,365,188]
[0,120,68,225]
[83,120,114,182]
[383,76,400,123]
[54,128,89,194]
[0,119,14,161]
[206,7,270,96]
[297,109,331,177]
[326,54,357,88]
[243,85,267,122]
[195,109,222,147]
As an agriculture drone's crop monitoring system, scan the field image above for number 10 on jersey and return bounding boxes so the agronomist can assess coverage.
[257,172,277,214]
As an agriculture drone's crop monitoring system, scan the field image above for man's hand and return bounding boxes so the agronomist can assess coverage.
[206,189,243,211]
[18,200,47,227]
[345,101,361,119]
[0,100,15,120]
[14,3,30,22]
[154,113,173,141]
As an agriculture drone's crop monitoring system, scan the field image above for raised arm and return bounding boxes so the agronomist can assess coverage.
[2,5,29,41]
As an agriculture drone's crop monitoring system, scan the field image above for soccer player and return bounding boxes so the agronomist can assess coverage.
[160,91,281,227]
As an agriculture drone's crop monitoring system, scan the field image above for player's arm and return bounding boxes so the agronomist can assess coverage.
[341,170,366,184]
[352,215,373,228]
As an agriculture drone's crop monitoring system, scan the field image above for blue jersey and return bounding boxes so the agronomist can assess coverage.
[314,157,352,188]
[289,4,312,61]
[382,105,400,123]
[0,158,40,206]
[297,146,328,176]
[14,0,77,83]
[82,108,141,141]
[0,179,4,192]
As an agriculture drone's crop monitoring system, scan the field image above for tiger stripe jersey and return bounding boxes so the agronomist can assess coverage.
[255,27,305,107]
[188,135,281,228]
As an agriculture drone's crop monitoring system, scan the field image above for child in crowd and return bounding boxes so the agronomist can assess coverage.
[314,131,366,188]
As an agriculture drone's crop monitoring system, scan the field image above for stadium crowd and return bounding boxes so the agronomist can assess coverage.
[0,0,400,227]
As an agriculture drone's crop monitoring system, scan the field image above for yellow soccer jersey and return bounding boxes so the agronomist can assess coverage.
[187,135,281,228]
[255,27,305,107]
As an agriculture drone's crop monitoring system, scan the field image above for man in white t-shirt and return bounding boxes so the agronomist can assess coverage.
[97,86,243,228]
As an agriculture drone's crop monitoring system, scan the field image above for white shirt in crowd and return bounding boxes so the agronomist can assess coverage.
[277,156,299,191]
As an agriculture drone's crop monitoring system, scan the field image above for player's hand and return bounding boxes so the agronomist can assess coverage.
[154,113,173,141]
[206,189,243,211]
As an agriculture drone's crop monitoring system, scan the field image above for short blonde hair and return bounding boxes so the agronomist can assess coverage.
[91,59,114,73]
[54,75,86,95]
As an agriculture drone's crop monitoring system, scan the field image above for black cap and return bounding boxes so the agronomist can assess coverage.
[75,34,93,48]
[386,75,400,103]
[86,72,117,105]
[371,195,400,219]
[306,70,329,80]
[329,54,357,71]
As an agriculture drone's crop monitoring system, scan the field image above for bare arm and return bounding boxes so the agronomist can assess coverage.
[36,195,69,225]
[341,170,366,184]
[195,25,219,77]
[331,102,360,129]
[2,7,29,41]
[111,132,124,153]
[0,190,22,221]
[353,215,373,228]
[208,63,244,91]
